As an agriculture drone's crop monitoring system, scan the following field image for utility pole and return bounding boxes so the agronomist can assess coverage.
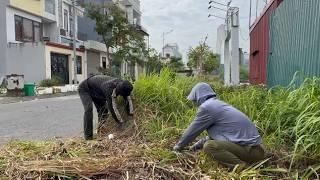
[209,0,239,86]
[230,7,240,85]
[162,29,173,58]
[199,35,208,75]
[72,0,78,84]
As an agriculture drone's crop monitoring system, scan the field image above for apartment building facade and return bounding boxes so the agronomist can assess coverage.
[78,0,149,80]
[0,0,87,84]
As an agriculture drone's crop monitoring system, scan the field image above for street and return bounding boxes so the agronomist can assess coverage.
[0,95,97,145]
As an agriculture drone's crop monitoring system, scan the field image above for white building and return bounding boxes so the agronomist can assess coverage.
[162,43,182,63]
[0,0,87,84]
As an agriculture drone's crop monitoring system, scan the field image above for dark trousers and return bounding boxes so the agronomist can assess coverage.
[203,140,265,168]
[79,85,107,140]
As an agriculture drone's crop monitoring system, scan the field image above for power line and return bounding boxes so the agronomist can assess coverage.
[208,14,226,20]
[208,5,227,12]
[209,0,228,7]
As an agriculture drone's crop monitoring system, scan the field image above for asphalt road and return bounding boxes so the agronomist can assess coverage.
[0,95,98,145]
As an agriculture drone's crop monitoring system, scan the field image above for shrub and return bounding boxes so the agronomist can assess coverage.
[39,76,64,87]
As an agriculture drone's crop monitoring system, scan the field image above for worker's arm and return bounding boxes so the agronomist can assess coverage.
[190,136,210,151]
[173,107,213,151]
[105,87,124,124]
[123,95,134,116]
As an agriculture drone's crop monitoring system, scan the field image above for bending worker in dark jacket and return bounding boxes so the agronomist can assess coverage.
[173,83,265,168]
[78,75,134,140]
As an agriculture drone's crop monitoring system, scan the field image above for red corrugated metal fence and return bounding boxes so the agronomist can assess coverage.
[249,0,283,85]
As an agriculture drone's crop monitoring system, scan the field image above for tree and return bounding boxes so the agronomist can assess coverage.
[203,52,219,74]
[167,57,184,72]
[86,3,147,70]
[187,43,219,74]
[145,48,163,74]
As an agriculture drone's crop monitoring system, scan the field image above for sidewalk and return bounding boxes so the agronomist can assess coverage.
[0,92,78,104]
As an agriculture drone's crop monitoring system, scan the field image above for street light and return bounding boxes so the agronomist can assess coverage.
[162,29,174,57]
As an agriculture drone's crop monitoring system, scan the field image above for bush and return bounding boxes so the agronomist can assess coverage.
[39,76,64,87]
[240,65,249,82]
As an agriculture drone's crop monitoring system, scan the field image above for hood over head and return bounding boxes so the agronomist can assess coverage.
[187,83,216,106]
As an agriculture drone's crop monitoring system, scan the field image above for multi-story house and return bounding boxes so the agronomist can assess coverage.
[161,43,182,64]
[0,0,86,84]
[78,0,149,80]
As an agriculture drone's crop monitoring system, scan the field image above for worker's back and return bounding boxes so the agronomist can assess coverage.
[202,98,262,146]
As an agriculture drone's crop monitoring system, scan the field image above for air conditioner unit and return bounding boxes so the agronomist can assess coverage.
[79,45,85,50]
[42,36,50,42]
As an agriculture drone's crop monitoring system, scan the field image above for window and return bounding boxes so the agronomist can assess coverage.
[102,57,107,69]
[45,0,55,15]
[166,53,170,58]
[23,18,33,41]
[33,22,40,42]
[64,9,68,31]
[15,15,41,42]
[15,16,23,41]
[76,56,82,74]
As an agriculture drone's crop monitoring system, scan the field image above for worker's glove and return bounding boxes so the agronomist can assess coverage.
[128,114,134,121]
[188,145,197,152]
[117,122,125,130]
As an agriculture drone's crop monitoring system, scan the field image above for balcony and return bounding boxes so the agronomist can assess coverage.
[120,0,141,14]
[135,25,149,36]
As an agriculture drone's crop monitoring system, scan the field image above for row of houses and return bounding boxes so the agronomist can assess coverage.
[250,0,320,87]
[0,0,149,85]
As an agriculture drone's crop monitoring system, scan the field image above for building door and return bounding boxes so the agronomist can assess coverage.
[51,53,69,84]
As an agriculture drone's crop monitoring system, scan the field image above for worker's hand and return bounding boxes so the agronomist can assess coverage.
[188,145,198,152]
[117,122,125,130]
[128,115,134,121]
[173,145,182,152]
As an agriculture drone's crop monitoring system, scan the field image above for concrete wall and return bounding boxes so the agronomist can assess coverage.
[10,0,44,17]
[6,43,46,83]
[87,51,101,76]
[43,22,60,43]
[0,1,10,78]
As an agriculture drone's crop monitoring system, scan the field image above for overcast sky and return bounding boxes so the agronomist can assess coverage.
[141,0,269,61]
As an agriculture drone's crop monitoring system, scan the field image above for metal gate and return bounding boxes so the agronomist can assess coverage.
[51,53,69,84]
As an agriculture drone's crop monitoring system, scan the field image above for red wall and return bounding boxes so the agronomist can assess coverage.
[249,0,283,85]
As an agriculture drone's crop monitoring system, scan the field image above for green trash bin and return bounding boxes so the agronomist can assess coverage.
[24,83,36,96]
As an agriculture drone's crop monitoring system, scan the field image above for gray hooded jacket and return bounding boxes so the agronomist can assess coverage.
[175,83,262,150]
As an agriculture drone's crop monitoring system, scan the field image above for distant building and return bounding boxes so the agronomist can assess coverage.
[161,43,182,63]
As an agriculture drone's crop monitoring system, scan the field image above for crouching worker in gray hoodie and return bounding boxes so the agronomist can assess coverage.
[78,75,134,140]
[173,83,265,168]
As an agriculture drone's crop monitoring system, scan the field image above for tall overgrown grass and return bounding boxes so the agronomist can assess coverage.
[1,69,319,179]
[134,69,320,178]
